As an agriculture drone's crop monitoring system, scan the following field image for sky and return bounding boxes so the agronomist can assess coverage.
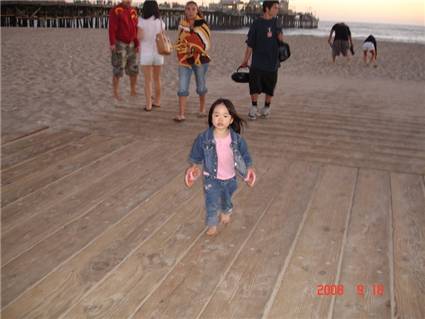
[288,0,425,26]
[153,0,425,26]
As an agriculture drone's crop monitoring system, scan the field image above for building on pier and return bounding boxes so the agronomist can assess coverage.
[0,0,318,30]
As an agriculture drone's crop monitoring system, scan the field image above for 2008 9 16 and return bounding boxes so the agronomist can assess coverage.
[317,284,344,296]
[316,284,384,296]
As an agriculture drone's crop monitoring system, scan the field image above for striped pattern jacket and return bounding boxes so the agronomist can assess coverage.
[175,15,211,66]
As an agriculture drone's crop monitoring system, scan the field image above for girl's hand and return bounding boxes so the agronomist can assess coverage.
[245,168,256,187]
[185,165,200,188]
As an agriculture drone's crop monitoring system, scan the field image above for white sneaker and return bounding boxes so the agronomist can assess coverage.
[260,106,271,118]
[248,106,257,120]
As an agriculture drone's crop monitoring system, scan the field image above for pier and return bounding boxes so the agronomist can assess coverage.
[0,0,318,30]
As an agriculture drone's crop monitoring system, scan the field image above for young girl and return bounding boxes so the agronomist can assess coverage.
[185,98,256,236]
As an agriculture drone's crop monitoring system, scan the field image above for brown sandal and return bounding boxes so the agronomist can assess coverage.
[173,115,186,122]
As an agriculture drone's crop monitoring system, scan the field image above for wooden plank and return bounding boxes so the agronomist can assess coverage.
[2,172,199,319]
[1,140,165,266]
[245,130,425,163]
[57,157,283,319]
[1,146,185,307]
[280,93,425,124]
[1,127,57,154]
[198,161,321,319]
[257,116,425,147]
[97,110,425,156]
[2,134,110,186]
[264,165,357,319]
[1,135,129,207]
[391,173,425,319]
[79,111,425,169]
[77,115,206,141]
[1,125,49,145]
[254,144,425,175]
[246,124,425,158]
[1,130,87,170]
[127,158,290,319]
[332,169,392,318]
[247,119,425,150]
[274,110,425,136]
[280,108,425,130]
[1,137,134,235]
[58,183,205,319]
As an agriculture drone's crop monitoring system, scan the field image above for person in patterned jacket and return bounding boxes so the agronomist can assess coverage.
[108,0,139,100]
[174,1,211,122]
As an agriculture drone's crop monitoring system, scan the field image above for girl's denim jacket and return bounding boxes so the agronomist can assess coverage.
[189,127,253,179]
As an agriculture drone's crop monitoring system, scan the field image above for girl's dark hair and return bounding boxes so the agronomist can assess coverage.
[142,0,160,19]
[208,98,246,134]
[185,1,203,18]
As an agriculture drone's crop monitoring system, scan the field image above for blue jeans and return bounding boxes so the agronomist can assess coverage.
[203,176,237,226]
[177,63,208,97]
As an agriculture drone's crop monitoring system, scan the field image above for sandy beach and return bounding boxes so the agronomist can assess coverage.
[2,28,424,136]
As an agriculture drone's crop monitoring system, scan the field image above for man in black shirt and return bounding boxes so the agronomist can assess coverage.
[328,22,353,62]
[241,0,283,120]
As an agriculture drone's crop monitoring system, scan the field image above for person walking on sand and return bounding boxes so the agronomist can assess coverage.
[137,0,165,111]
[328,22,353,63]
[362,34,378,67]
[108,0,139,100]
[174,1,211,122]
[185,98,256,236]
[240,0,283,120]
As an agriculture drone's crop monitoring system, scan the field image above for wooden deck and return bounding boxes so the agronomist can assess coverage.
[1,91,425,318]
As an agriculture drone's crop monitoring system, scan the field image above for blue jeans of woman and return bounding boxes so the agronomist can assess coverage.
[177,63,208,97]
[203,176,237,226]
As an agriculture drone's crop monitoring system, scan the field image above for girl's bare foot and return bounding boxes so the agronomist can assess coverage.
[220,213,231,225]
[206,226,217,236]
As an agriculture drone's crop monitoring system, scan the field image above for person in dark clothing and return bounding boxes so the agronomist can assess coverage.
[362,34,377,66]
[240,0,283,120]
[328,22,353,62]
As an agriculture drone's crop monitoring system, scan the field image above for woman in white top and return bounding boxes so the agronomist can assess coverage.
[138,1,165,111]
[362,34,378,67]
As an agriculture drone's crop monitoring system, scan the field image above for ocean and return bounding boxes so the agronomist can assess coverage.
[220,20,425,44]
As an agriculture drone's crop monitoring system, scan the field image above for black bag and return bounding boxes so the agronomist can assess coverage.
[278,41,291,62]
[231,66,250,83]
[274,18,290,63]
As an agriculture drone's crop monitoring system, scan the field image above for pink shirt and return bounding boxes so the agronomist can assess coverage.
[215,133,235,180]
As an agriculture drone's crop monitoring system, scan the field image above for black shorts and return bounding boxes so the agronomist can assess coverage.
[249,67,278,96]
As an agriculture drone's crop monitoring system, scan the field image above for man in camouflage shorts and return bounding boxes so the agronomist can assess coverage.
[111,40,138,78]
[109,0,139,100]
